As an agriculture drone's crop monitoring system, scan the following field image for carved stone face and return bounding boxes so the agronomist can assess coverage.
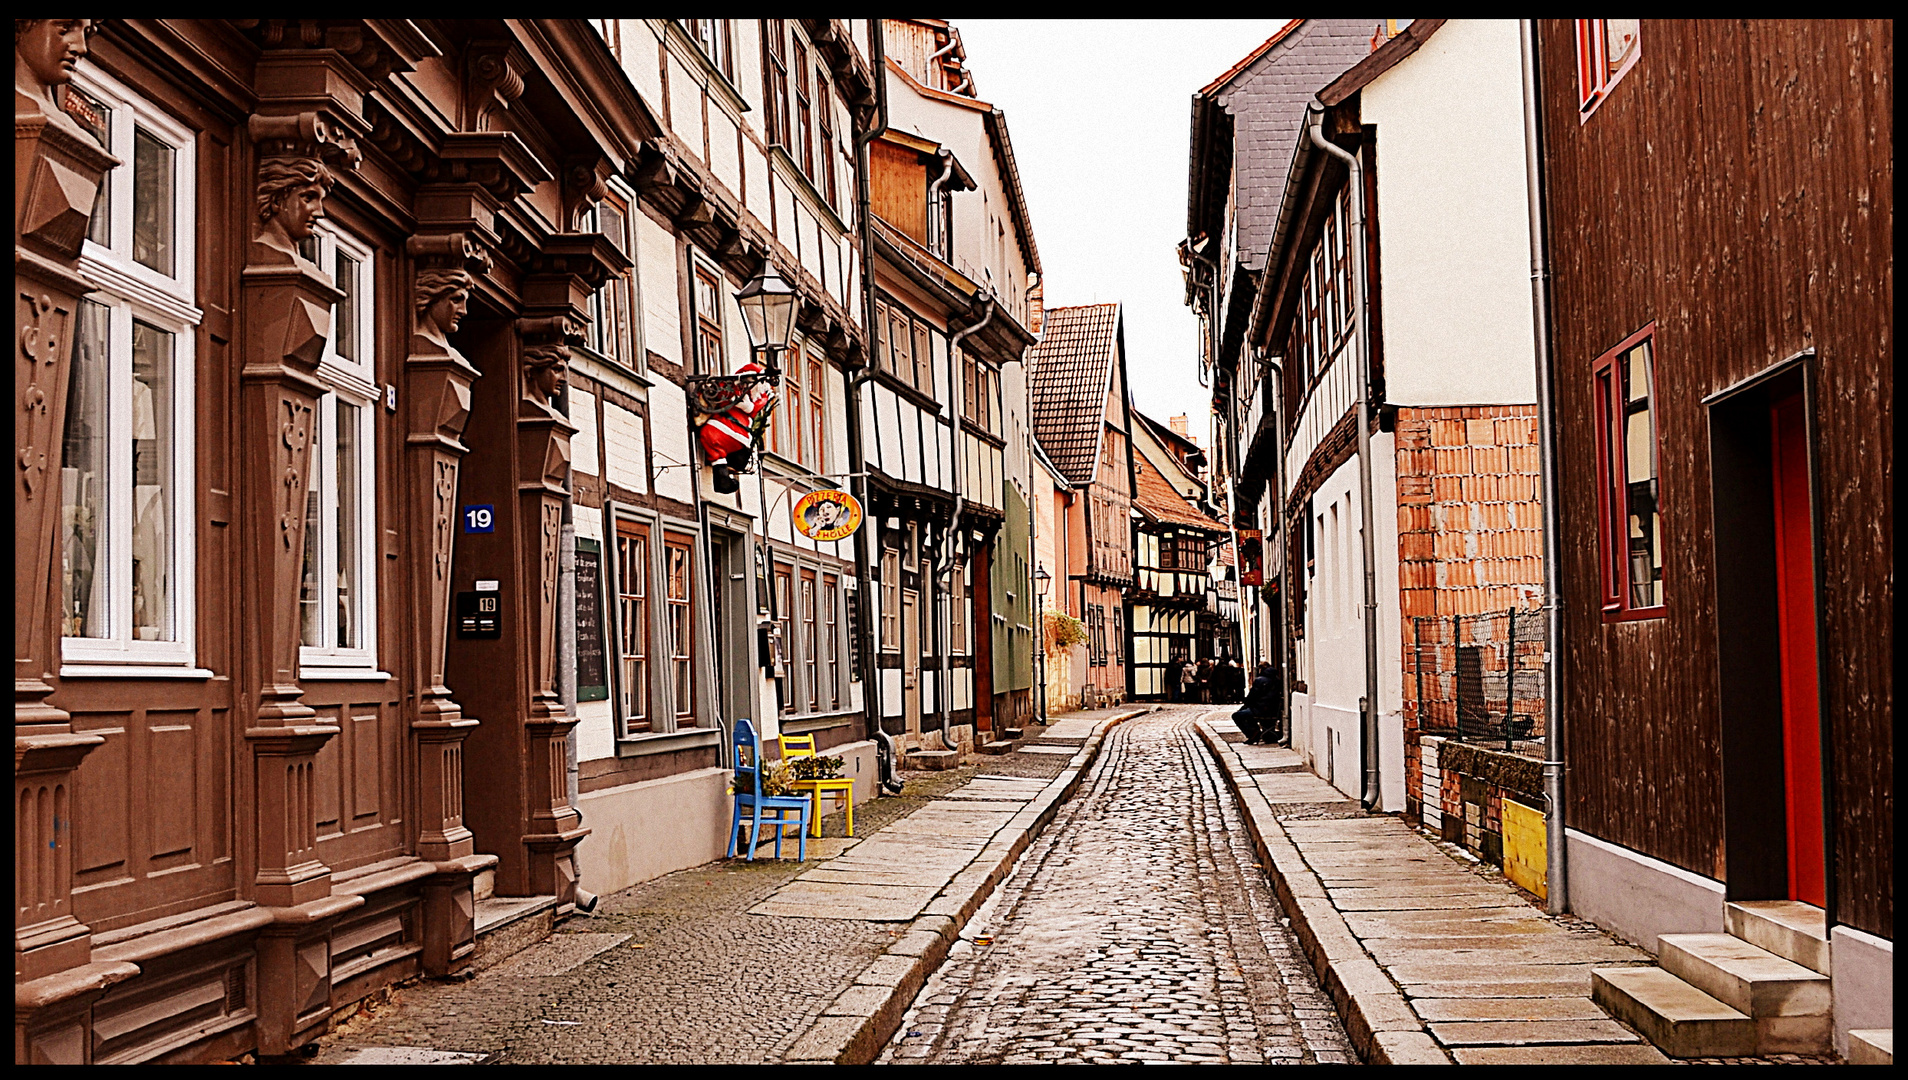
[276,181,327,243]
[429,288,469,337]
[16,19,90,91]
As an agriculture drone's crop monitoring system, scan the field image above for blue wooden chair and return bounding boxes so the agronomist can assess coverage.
[728,718,810,861]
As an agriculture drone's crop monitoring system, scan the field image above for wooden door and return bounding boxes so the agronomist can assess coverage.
[1769,390,1825,906]
[902,588,920,734]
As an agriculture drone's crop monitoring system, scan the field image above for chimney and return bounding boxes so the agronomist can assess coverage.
[1027,274,1044,335]
[1169,415,1190,438]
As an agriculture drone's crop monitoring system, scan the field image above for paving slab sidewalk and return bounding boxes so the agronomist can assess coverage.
[307,706,1146,1065]
[1194,718,1667,1066]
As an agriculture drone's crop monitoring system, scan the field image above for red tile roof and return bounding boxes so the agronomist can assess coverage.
[1134,453,1228,534]
[1029,303,1121,486]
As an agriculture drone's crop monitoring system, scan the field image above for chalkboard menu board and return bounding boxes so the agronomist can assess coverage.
[574,538,608,702]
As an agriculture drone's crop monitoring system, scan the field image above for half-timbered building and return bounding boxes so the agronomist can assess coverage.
[1029,303,1135,710]
[575,19,878,894]
[860,19,1040,762]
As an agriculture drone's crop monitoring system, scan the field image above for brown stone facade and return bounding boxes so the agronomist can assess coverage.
[13,19,648,1063]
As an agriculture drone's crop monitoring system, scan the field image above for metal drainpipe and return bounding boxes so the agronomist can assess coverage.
[933,294,996,749]
[927,150,956,256]
[851,18,889,753]
[1305,104,1382,812]
[1521,19,1568,915]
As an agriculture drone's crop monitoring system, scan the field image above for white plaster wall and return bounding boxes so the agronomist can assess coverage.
[1564,828,1726,952]
[1298,446,1407,808]
[574,699,616,763]
[709,107,740,197]
[575,766,730,896]
[635,212,680,365]
[1359,19,1536,406]
[602,401,648,496]
[569,387,600,476]
[666,54,703,153]
[648,379,694,504]
[1830,926,1893,1055]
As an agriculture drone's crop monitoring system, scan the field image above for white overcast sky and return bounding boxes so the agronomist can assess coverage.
[956,19,1291,448]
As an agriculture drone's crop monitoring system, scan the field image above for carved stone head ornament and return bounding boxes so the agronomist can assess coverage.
[415,268,474,345]
[14,19,95,111]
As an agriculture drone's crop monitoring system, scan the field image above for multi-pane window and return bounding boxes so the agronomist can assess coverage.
[616,521,650,733]
[821,573,840,708]
[818,79,838,210]
[1594,327,1664,618]
[961,350,999,435]
[761,19,792,150]
[947,561,967,655]
[771,341,827,472]
[808,342,827,473]
[793,38,814,179]
[691,262,725,375]
[880,548,900,650]
[1576,19,1641,119]
[800,569,818,711]
[583,186,642,373]
[666,535,697,727]
[873,296,939,396]
[775,565,794,714]
[776,346,803,462]
[683,18,732,80]
[298,226,378,670]
[61,68,199,667]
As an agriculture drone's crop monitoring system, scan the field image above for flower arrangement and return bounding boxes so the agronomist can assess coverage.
[732,758,795,797]
[787,755,844,781]
[1043,609,1088,655]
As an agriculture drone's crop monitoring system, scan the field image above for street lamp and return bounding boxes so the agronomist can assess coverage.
[733,260,798,373]
[1034,565,1051,598]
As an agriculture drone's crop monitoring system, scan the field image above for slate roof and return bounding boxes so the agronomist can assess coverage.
[1134,454,1228,534]
[1029,303,1121,486]
[1188,19,1376,272]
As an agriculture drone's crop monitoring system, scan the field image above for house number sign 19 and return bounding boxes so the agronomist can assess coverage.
[463,505,495,533]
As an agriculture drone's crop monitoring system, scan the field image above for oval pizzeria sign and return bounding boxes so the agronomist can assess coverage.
[793,489,862,542]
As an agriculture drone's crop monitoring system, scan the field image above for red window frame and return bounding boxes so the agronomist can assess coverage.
[1576,18,1641,123]
[1592,322,1666,621]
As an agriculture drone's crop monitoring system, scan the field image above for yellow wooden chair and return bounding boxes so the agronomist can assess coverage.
[778,733,856,838]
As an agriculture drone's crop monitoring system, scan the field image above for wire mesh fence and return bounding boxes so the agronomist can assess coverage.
[1410,604,1547,752]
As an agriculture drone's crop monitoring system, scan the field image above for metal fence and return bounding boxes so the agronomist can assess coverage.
[1410,605,1547,751]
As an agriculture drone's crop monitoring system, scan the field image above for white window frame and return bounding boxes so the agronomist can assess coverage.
[581,177,646,376]
[298,225,380,674]
[62,64,201,672]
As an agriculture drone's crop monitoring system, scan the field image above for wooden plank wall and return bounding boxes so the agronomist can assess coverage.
[1539,20,1892,937]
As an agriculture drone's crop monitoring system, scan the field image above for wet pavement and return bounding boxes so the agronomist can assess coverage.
[880,707,1356,1064]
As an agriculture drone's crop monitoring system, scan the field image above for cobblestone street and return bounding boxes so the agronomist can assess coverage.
[881,707,1356,1064]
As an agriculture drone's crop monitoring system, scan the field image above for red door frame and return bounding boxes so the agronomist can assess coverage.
[1769,389,1826,906]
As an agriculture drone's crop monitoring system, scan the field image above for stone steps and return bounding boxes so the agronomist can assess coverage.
[905,748,959,771]
[1725,900,1830,975]
[1592,965,1757,1057]
[1847,1028,1892,1065]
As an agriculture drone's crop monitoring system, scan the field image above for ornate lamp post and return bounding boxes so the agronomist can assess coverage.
[733,260,798,374]
[1034,565,1052,725]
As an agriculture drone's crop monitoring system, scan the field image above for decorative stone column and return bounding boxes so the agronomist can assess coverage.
[404,233,497,975]
[514,316,587,908]
[13,19,140,1064]
[237,110,365,1055]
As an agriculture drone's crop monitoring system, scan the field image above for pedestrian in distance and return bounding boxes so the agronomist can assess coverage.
[1235,662,1279,744]
[1196,658,1214,705]
[1222,658,1245,704]
[1166,656,1185,702]
[1178,656,1197,704]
